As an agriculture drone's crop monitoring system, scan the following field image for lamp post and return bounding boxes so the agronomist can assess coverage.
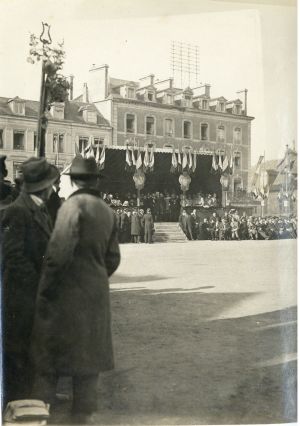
[37,22,52,157]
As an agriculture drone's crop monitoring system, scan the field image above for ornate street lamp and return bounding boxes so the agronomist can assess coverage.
[37,23,52,157]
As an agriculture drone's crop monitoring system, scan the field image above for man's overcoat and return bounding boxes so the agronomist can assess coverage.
[31,189,120,376]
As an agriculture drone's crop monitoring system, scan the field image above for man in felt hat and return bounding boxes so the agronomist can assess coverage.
[1,157,59,406]
[31,156,120,423]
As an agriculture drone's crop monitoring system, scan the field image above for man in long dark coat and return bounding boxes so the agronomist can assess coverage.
[142,208,154,243]
[1,157,59,405]
[31,156,120,423]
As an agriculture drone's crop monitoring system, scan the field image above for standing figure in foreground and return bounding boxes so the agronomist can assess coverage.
[143,208,154,243]
[1,157,59,405]
[31,157,120,423]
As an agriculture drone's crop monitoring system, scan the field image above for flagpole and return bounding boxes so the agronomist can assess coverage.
[261,151,265,217]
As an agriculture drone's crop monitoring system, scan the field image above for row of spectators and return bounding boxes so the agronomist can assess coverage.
[114,208,155,244]
[179,209,297,241]
[103,191,219,222]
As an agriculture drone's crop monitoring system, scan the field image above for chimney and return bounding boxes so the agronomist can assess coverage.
[205,84,211,98]
[83,83,89,103]
[68,75,74,100]
[88,64,109,102]
[169,78,173,89]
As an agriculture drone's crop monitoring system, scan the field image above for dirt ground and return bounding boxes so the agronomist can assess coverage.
[54,239,297,425]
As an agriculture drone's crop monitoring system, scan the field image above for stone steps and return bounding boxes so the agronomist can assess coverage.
[154,222,187,243]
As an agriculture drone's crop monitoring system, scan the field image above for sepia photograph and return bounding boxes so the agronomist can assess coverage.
[0,0,297,424]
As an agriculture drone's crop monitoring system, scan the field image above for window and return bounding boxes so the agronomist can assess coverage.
[200,123,208,141]
[234,152,241,168]
[147,92,154,102]
[233,127,241,144]
[146,116,155,135]
[126,114,135,133]
[87,111,97,123]
[185,96,192,107]
[183,121,192,139]
[0,129,3,149]
[217,125,225,142]
[127,88,135,99]
[93,137,104,147]
[13,131,25,150]
[53,133,64,153]
[219,102,225,112]
[13,162,23,180]
[14,103,25,115]
[166,94,172,104]
[33,132,37,151]
[202,100,208,110]
[79,136,89,152]
[235,105,242,115]
[165,119,173,136]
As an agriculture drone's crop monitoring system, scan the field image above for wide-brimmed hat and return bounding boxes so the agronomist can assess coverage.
[66,156,104,178]
[22,157,60,193]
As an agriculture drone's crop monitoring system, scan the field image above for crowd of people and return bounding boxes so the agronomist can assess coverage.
[179,209,297,241]
[103,191,219,222]
[114,208,155,244]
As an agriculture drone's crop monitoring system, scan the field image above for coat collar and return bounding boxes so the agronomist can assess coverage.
[19,192,52,237]
[69,187,101,199]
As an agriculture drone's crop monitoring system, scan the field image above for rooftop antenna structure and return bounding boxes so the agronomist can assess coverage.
[171,41,200,88]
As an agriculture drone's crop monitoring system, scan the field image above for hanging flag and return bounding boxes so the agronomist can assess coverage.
[87,144,95,159]
[228,155,234,175]
[75,143,81,157]
[99,145,105,170]
[170,149,178,173]
[250,155,264,195]
[95,144,101,164]
[149,146,155,172]
[177,150,182,172]
[218,154,223,170]
[182,151,188,170]
[188,150,193,171]
[211,153,218,174]
[80,143,86,158]
[222,155,229,173]
[136,148,143,170]
[125,146,132,171]
[192,150,197,173]
[143,146,150,172]
[131,148,136,167]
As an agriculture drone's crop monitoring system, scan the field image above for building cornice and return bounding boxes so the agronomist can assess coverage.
[109,97,254,121]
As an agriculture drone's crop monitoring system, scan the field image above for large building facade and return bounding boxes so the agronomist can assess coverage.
[0,95,112,180]
[80,64,254,193]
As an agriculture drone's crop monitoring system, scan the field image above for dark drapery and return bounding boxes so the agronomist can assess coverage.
[99,149,222,198]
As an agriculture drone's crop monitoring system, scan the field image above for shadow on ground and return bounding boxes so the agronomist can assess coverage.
[53,288,297,425]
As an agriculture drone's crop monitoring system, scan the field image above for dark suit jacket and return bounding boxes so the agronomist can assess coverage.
[1,192,52,355]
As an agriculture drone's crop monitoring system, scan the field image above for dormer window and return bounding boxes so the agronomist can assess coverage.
[219,102,225,112]
[166,94,172,104]
[147,92,154,102]
[50,102,64,120]
[235,104,242,115]
[83,109,97,124]
[8,98,25,115]
[202,99,208,110]
[127,87,135,99]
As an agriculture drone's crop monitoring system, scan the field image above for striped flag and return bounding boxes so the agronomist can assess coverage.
[182,151,188,170]
[136,148,143,170]
[143,146,150,172]
[222,155,229,173]
[188,150,193,171]
[177,150,182,172]
[192,150,197,173]
[95,144,101,164]
[131,149,136,167]
[125,146,132,171]
[218,154,223,170]
[149,146,155,171]
[99,145,105,170]
[170,149,178,173]
[251,155,264,195]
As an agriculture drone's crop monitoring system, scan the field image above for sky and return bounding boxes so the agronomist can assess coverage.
[0,0,296,164]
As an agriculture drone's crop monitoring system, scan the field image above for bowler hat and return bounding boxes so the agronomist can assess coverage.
[66,156,104,178]
[22,157,60,193]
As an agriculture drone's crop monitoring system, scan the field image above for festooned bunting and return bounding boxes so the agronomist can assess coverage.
[228,155,234,175]
[99,145,105,170]
[87,144,95,159]
[170,149,178,173]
